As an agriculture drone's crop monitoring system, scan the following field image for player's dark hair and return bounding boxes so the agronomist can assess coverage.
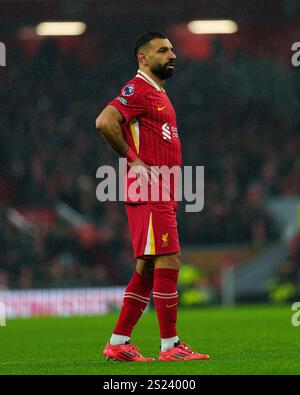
[134,32,166,59]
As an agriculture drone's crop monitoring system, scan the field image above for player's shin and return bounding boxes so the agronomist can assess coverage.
[111,270,153,343]
[153,268,179,350]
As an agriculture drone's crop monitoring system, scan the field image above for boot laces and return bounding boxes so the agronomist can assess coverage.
[179,342,195,354]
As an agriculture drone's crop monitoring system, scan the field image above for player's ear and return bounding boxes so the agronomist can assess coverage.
[138,51,148,66]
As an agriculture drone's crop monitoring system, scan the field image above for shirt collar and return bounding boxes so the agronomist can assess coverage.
[136,69,165,92]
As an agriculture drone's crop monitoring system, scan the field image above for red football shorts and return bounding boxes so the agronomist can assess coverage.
[125,202,181,259]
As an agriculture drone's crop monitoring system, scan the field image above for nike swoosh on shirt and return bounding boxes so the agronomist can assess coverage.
[166,303,178,308]
[157,106,167,111]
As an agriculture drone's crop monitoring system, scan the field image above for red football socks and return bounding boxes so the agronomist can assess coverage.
[113,270,153,337]
[153,268,179,339]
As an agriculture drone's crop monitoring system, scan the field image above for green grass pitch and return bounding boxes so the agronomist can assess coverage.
[0,304,299,375]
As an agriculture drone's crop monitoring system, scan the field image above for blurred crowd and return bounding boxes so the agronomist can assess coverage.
[0,39,299,289]
[268,230,300,302]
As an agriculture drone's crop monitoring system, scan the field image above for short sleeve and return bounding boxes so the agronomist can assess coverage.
[108,82,146,123]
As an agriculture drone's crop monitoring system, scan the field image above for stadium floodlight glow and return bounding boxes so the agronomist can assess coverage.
[36,22,86,36]
[187,20,238,34]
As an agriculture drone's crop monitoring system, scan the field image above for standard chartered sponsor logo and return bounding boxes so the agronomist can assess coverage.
[0,303,6,326]
[162,123,171,140]
[96,159,204,212]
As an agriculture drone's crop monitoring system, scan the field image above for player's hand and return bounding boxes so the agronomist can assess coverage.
[128,158,158,185]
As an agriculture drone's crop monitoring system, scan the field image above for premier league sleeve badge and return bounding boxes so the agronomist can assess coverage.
[122,84,134,96]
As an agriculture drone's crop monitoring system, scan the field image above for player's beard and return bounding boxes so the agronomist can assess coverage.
[150,62,175,80]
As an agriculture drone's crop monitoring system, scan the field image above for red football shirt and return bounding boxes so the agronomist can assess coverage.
[108,69,182,204]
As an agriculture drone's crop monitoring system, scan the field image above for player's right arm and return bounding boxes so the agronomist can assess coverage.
[96,104,130,158]
[95,105,152,178]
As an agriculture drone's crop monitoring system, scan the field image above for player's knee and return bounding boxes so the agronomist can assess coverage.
[154,252,181,270]
[173,252,181,269]
[136,260,154,278]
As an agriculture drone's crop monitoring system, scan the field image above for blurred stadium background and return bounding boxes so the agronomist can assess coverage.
[0,0,300,319]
